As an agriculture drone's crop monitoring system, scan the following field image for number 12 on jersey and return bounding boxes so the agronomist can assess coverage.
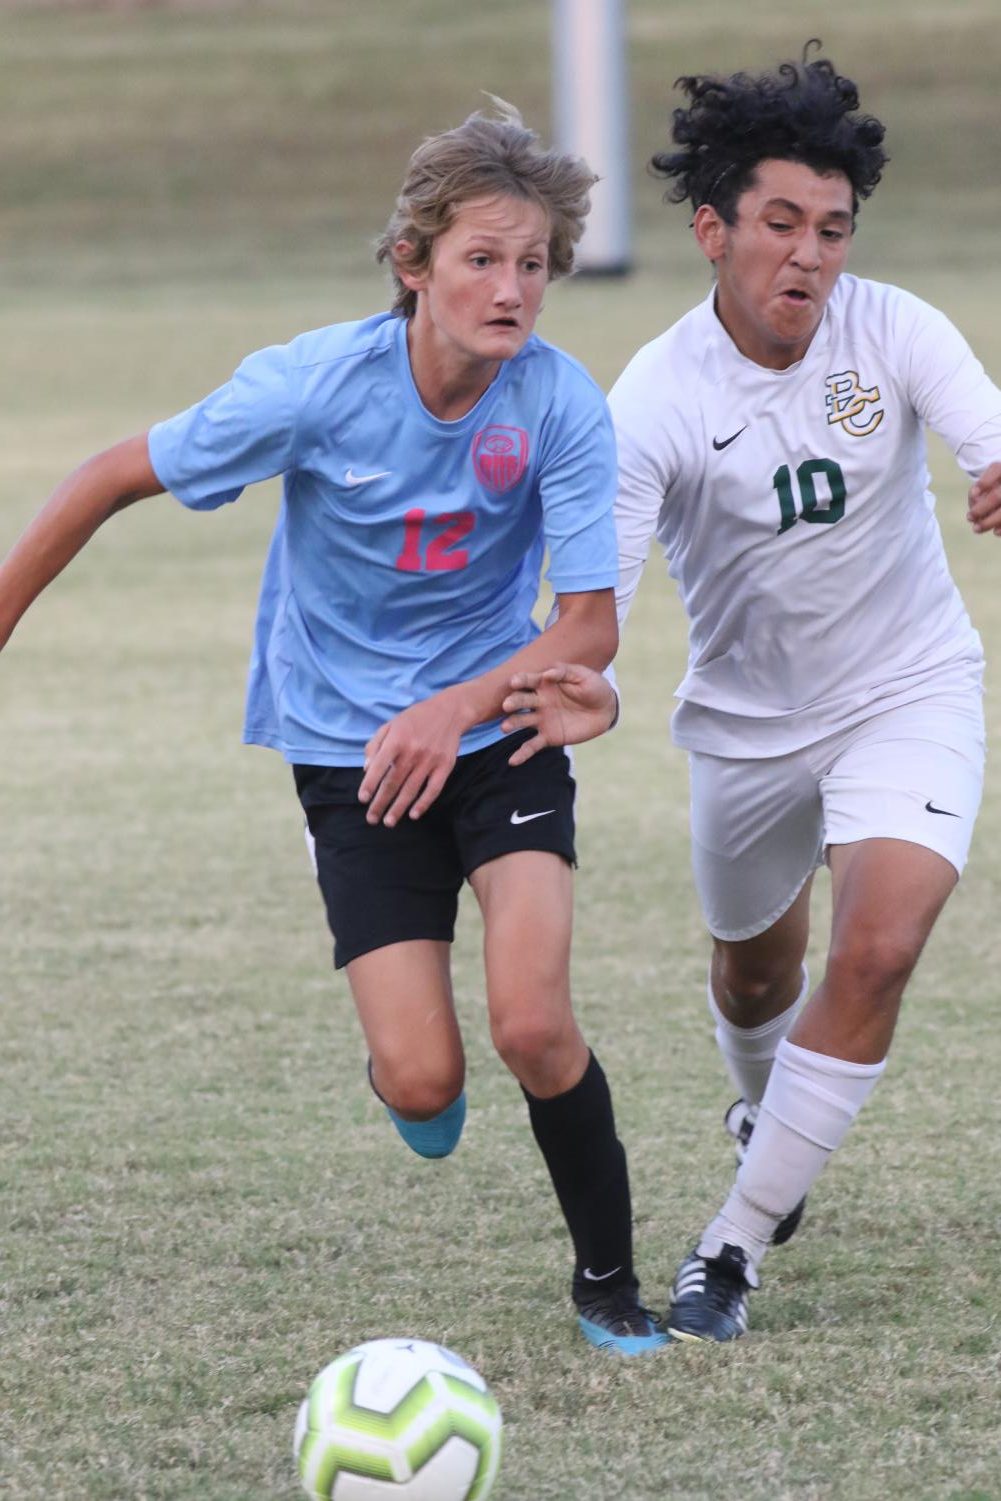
[396,508,475,571]
[773,458,846,535]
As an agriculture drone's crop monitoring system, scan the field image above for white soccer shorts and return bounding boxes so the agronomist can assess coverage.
[688,688,985,942]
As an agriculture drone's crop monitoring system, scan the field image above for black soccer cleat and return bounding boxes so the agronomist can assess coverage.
[574,1275,670,1356]
[666,1244,757,1343]
[724,1098,806,1246]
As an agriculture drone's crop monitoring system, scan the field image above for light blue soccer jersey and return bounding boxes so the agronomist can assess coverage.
[148,312,617,764]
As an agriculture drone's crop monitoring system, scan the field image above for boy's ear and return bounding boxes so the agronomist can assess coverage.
[693,204,727,264]
[394,241,428,293]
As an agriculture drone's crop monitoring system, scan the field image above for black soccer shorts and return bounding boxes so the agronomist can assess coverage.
[293,729,577,968]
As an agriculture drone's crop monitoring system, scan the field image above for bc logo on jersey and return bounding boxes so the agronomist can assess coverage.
[472,425,530,493]
[825,370,884,437]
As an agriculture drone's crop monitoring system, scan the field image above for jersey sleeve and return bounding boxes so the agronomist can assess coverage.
[896,291,1001,478]
[608,346,680,625]
[147,342,297,510]
[537,384,619,594]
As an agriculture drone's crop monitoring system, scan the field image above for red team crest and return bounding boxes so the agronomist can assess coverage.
[472,426,530,493]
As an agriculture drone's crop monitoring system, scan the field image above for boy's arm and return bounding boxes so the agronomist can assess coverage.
[358,587,617,827]
[0,434,164,649]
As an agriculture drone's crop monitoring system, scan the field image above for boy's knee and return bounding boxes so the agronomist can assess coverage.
[826,930,918,1002]
[490,1007,586,1099]
[715,949,804,1018]
[371,1055,464,1122]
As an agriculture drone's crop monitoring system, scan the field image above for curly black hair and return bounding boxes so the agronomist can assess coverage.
[651,42,888,225]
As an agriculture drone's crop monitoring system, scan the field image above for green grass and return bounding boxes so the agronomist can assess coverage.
[2,4,1001,1498]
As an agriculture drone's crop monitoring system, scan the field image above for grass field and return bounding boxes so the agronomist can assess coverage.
[2,3,1001,1498]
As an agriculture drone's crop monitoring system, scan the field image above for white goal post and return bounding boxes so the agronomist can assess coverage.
[551,0,631,274]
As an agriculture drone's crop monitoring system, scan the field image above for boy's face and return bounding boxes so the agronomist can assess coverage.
[400,193,551,369]
[694,158,854,369]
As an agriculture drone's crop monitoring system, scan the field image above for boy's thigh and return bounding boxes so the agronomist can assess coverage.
[346,938,463,1085]
[470,851,581,1090]
[294,763,464,969]
[293,733,578,970]
[689,747,825,942]
[821,698,985,877]
[449,729,578,874]
[690,689,986,945]
[470,849,575,985]
[453,732,578,1009]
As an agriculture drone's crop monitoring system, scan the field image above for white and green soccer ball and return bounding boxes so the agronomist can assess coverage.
[294,1338,503,1500]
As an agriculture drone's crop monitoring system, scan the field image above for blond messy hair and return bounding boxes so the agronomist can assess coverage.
[375,97,597,317]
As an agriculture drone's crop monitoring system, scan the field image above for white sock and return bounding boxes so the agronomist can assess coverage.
[707,965,810,1105]
[698,1037,887,1272]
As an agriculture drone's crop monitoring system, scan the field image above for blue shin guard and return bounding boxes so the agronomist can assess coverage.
[385,1091,467,1159]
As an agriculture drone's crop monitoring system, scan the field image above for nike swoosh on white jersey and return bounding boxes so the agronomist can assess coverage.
[582,1265,623,1281]
[345,467,392,486]
[712,424,748,451]
[510,808,556,825]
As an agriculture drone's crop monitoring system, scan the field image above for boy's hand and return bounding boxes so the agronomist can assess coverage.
[359,688,467,826]
[500,664,618,766]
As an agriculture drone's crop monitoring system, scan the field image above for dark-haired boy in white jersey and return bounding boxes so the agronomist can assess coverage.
[502,48,1001,1341]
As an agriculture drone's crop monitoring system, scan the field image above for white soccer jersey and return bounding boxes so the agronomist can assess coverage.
[610,275,1001,755]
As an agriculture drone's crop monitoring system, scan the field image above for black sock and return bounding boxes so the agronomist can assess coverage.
[522,1050,635,1299]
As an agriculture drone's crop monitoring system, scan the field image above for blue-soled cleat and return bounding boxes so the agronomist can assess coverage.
[574,1278,670,1356]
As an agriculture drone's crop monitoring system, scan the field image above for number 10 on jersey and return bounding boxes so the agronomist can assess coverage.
[773,458,846,535]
